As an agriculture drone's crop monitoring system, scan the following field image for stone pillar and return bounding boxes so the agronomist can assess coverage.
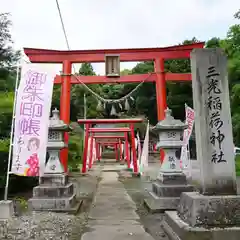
[162,49,240,240]
[28,108,81,213]
[144,108,195,212]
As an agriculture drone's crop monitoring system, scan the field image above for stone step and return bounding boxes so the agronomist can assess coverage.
[39,173,68,186]
[28,193,76,210]
[152,182,195,197]
[33,183,74,198]
[157,172,187,185]
[144,192,180,213]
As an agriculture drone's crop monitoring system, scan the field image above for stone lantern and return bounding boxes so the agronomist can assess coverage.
[28,108,81,213]
[144,108,195,212]
[44,108,69,174]
[155,108,187,173]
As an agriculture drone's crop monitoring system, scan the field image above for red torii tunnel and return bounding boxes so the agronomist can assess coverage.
[24,42,204,172]
[94,135,127,164]
[78,118,143,173]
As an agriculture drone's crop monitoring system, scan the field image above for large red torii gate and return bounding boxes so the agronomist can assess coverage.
[24,42,204,172]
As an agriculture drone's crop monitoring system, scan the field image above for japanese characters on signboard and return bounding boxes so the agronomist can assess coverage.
[12,64,55,176]
[180,104,195,169]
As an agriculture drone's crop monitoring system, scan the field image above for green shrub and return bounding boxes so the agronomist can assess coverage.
[235,155,240,176]
[68,132,83,171]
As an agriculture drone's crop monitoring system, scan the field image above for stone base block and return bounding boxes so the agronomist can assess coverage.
[39,173,68,186]
[28,193,76,211]
[152,182,195,197]
[162,211,240,240]
[144,192,180,213]
[33,183,74,198]
[157,172,187,185]
[178,192,240,227]
[0,200,14,220]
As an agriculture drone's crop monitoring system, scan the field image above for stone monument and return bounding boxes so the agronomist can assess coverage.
[28,108,81,213]
[162,49,240,239]
[144,108,195,212]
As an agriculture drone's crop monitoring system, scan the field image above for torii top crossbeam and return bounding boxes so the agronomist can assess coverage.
[24,42,204,63]
[77,118,143,124]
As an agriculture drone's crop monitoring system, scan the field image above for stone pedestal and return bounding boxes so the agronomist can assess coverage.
[28,108,81,213]
[144,109,195,212]
[0,200,14,220]
[144,172,194,213]
[28,174,81,213]
[161,49,240,239]
[162,192,240,240]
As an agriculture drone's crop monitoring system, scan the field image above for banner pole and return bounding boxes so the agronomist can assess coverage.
[4,64,20,200]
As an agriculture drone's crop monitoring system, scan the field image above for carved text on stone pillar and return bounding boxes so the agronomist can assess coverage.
[206,65,226,164]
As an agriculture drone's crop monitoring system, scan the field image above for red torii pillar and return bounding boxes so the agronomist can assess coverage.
[60,60,72,172]
[154,58,167,163]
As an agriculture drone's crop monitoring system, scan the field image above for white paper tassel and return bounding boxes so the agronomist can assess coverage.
[96,100,102,111]
[130,96,134,101]
[110,105,117,115]
[124,99,130,111]
[119,103,123,110]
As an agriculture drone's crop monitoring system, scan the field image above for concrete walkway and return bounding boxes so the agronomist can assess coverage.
[82,169,154,240]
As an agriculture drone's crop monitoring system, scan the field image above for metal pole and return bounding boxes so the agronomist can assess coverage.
[4,64,20,200]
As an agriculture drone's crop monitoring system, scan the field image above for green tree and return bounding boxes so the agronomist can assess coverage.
[0,13,19,92]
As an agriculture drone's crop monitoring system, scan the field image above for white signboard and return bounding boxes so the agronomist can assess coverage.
[180,104,195,169]
[12,64,55,176]
[139,122,149,175]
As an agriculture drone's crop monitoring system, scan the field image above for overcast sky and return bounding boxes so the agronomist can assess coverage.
[1,0,239,74]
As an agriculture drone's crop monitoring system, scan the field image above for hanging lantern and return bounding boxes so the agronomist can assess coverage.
[124,98,130,111]
[96,100,103,111]
[110,104,117,116]
[103,102,106,109]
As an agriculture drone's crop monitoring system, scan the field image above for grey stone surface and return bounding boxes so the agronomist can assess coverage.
[157,172,187,185]
[191,48,236,195]
[33,183,74,198]
[29,173,79,212]
[82,171,154,240]
[178,192,240,227]
[152,182,195,197]
[145,171,194,212]
[162,211,240,240]
[29,194,76,210]
[39,173,68,186]
[0,200,14,220]
[144,192,180,213]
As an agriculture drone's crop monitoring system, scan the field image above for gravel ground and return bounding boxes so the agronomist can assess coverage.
[0,168,102,240]
[118,171,169,240]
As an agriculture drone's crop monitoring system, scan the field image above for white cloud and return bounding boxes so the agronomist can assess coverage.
[1,0,239,74]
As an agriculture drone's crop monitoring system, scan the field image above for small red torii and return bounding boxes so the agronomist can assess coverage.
[78,118,143,173]
[94,135,129,164]
[24,42,204,172]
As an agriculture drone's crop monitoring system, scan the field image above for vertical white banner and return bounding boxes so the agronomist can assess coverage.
[180,104,195,169]
[12,64,55,176]
[139,122,149,175]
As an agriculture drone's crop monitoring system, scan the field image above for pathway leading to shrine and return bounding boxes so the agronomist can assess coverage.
[81,167,154,240]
